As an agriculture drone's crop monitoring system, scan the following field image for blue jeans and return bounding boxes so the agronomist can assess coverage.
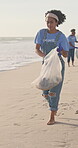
[67,48,75,63]
[42,56,65,111]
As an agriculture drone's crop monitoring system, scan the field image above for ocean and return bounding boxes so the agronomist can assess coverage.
[0,37,41,72]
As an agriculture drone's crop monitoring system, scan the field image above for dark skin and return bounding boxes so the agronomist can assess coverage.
[35,17,68,58]
[35,17,68,125]
[68,31,78,66]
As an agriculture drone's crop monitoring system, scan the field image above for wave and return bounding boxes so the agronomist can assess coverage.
[0,38,41,71]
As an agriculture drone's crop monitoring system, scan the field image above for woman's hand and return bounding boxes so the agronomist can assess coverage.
[61,49,68,58]
[57,47,68,58]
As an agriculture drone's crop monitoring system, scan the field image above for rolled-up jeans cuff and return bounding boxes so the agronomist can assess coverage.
[50,107,58,111]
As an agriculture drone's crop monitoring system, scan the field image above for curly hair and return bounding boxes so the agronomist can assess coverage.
[45,10,66,25]
[71,29,75,32]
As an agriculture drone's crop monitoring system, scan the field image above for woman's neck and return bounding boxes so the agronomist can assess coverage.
[48,29,58,34]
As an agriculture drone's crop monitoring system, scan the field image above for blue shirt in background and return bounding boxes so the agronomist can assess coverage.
[68,35,77,49]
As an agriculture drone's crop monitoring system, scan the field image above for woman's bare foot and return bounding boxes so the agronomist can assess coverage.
[47,120,55,125]
[47,111,56,125]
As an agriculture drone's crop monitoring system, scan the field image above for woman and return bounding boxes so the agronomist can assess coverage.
[34,10,69,125]
[67,29,78,67]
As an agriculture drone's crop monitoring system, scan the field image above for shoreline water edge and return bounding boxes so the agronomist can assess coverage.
[0,37,41,72]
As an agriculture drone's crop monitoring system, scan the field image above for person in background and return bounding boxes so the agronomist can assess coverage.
[34,10,69,125]
[67,29,78,67]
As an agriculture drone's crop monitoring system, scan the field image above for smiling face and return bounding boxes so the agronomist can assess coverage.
[46,17,58,32]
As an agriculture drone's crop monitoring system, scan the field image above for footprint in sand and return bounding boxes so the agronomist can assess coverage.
[64,81,68,85]
[59,103,69,107]
[30,114,38,119]
[19,107,24,110]
[75,110,78,114]
[14,123,21,126]
[43,102,48,108]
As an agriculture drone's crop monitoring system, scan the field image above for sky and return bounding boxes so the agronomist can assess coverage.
[0,0,78,37]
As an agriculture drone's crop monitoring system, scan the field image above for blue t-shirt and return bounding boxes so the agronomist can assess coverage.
[68,35,77,49]
[34,29,69,53]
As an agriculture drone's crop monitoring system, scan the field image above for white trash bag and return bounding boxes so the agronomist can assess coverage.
[32,47,62,90]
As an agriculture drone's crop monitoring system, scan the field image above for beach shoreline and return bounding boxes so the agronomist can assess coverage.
[0,59,78,148]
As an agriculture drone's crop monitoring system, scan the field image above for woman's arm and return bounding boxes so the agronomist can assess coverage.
[35,44,46,57]
[69,42,75,48]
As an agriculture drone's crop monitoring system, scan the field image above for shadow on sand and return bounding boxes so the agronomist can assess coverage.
[55,117,78,127]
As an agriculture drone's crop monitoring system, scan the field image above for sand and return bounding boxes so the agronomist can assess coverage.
[0,58,78,148]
